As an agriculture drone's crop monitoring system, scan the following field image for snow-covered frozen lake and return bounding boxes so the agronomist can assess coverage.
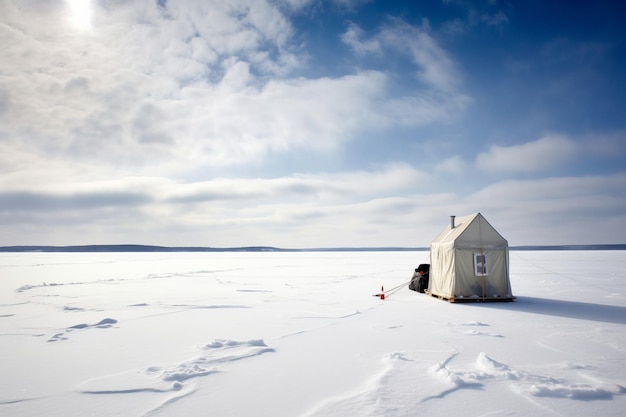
[1,251,625,416]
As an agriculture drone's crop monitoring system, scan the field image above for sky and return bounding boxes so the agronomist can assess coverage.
[1,0,625,248]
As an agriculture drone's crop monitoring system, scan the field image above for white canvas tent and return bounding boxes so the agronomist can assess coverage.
[427,213,514,302]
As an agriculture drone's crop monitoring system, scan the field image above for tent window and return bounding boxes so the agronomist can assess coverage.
[474,252,488,276]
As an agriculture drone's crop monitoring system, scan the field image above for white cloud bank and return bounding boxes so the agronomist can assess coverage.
[476,134,579,173]
[0,1,468,179]
[2,164,624,247]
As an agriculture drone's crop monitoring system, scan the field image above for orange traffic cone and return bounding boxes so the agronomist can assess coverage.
[380,286,385,300]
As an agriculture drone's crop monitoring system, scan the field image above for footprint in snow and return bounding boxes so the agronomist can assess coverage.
[462,329,504,337]
[427,352,625,402]
[47,318,118,342]
[76,338,274,395]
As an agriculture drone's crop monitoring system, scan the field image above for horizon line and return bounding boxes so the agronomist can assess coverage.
[1,243,626,252]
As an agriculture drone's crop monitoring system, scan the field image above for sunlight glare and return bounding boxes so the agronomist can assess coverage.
[67,0,92,30]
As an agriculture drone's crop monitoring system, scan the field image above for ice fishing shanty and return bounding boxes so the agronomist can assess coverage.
[427,213,514,302]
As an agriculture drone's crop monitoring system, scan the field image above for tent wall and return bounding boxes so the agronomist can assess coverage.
[450,249,510,298]
[428,242,455,297]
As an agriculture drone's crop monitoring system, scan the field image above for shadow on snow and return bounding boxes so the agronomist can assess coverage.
[470,296,626,325]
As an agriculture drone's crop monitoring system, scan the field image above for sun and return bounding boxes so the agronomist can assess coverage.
[66,0,92,30]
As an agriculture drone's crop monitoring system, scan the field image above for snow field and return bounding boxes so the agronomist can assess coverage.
[1,251,625,416]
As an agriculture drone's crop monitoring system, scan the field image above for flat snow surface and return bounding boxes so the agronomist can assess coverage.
[1,251,625,416]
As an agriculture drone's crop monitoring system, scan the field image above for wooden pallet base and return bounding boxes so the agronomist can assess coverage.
[426,292,515,303]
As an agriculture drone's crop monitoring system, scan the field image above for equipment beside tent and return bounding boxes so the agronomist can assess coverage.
[426,213,514,303]
[408,264,430,293]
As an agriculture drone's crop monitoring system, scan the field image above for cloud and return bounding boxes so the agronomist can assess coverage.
[484,10,509,27]
[475,134,579,173]
[277,0,371,13]
[341,22,383,55]
[293,162,429,197]
[468,173,626,205]
[435,155,468,174]
[2,167,624,246]
[342,19,462,94]
[0,1,470,180]
[463,173,626,244]
[0,190,152,212]
[165,163,426,204]
[0,1,300,166]
[0,163,430,246]
[442,0,510,32]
